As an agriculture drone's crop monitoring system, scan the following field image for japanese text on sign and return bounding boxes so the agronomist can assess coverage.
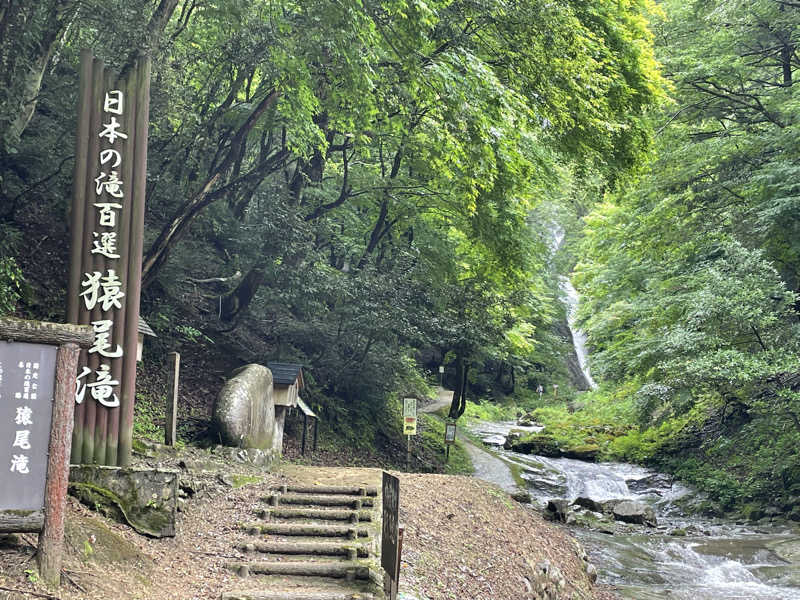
[0,342,56,511]
[76,89,128,407]
[402,398,417,436]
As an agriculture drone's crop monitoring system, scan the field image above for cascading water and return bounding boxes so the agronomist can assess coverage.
[560,275,597,390]
[551,224,597,390]
[467,421,800,600]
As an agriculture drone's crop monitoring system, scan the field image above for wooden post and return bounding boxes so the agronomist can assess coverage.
[165,351,180,446]
[313,418,318,452]
[38,342,80,587]
[301,413,308,456]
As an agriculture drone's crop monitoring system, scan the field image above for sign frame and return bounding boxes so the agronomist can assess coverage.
[0,318,93,586]
[402,397,417,436]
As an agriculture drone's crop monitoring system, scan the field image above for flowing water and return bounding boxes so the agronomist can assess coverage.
[467,421,800,599]
[560,275,597,390]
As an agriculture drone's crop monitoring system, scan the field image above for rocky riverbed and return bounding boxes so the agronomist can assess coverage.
[468,419,800,600]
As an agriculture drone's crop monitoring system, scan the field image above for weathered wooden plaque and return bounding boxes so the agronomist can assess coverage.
[381,470,401,597]
[0,341,57,515]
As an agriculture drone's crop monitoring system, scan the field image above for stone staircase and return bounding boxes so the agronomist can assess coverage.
[221,483,385,600]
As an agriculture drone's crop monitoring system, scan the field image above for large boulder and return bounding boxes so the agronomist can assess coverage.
[562,444,600,462]
[545,498,571,523]
[612,500,657,527]
[213,364,277,453]
[509,433,563,457]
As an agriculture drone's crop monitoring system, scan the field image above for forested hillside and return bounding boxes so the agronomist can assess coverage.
[561,0,800,513]
[5,0,797,512]
[0,0,661,447]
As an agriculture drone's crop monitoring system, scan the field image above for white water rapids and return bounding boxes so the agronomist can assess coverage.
[467,421,800,599]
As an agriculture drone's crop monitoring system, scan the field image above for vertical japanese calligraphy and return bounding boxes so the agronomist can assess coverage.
[75,89,127,410]
[0,342,56,511]
[66,50,152,466]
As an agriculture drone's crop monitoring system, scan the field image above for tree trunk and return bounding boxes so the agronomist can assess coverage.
[2,0,78,150]
[220,265,265,321]
[448,355,469,419]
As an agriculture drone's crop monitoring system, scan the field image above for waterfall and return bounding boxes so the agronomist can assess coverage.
[550,223,597,390]
[560,275,597,390]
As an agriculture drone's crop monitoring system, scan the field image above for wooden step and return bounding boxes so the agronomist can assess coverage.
[259,508,372,523]
[274,485,378,497]
[240,523,368,539]
[263,494,374,508]
[237,541,369,559]
[227,561,370,580]
[221,590,375,600]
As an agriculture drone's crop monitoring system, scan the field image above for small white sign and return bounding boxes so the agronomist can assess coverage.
[403,398,417,418]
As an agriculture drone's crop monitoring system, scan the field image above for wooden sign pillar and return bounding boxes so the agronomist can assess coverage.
[66,48,152,467]
[0,318,93,587]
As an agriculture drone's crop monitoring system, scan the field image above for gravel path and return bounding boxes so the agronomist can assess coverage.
[420,388,521,494]
[460,436,520,493]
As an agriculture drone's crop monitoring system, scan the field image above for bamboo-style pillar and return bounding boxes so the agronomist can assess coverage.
[67,50,152,466]
[119,55,152,466]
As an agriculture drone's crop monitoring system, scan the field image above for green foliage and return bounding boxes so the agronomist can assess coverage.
[0,0,665,464]
[417,414,473,475]
[0,256,23,316]
[567,0,800,511]
[133,394,165,442]
[463,400,518,423]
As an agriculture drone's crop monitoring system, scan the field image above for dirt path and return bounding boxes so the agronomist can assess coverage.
[420,389,522,494]
[419,387,453,414]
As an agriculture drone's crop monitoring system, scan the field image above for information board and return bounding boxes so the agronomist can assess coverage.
[402,398,417,435]
[0,341,57,511]
[445,422,457,444]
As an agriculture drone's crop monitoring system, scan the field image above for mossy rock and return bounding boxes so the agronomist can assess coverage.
[563,444,600,462]
[65,512,149,565]
[510,433,563,457]
[69,466,178,538]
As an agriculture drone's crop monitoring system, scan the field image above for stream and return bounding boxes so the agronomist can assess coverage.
[467,420,800,599]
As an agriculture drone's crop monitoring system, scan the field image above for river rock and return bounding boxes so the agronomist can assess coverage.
[573,496,622,514]
[510,433,563,457]
[504,430,523,449]
[517,413,536,427]
[769,538,800,564]
[626,473,672,493]
[612,500,657,526]
[585,562,598,584]
[545,499,571,523]
[521,471,568,498]
[511,490,532,504]
[562,444,600,461]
